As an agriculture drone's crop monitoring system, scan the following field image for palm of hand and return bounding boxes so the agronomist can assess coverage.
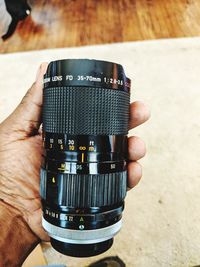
[0,128,48,240]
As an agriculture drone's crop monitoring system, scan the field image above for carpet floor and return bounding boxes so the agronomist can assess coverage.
[0,38,200,267]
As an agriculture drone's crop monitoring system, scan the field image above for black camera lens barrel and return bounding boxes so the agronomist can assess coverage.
[43,59,130,91]
[43,59,130,136]
[40,59,131,257]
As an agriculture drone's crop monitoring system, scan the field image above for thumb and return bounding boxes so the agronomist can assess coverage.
[1,63,48,137]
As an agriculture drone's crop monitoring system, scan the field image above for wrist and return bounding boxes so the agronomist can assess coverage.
[0,200,39,266]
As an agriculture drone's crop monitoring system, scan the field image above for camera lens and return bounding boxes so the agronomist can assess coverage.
[40,59,131,257]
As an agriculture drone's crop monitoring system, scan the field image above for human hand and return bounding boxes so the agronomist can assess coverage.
[0,63,150,244]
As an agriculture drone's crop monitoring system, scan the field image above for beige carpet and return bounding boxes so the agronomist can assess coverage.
[0,38,200,267]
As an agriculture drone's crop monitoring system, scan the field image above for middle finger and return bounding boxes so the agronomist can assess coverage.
[128,136,146,161]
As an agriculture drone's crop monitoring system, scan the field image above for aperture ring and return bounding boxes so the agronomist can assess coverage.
[42,217,122,244]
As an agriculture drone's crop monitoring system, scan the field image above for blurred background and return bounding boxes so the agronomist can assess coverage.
[1,0,200,52]
[0,1,200,267]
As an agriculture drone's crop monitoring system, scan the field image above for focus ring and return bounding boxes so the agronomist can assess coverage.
[41,169,127,208]
[43,87,130,135]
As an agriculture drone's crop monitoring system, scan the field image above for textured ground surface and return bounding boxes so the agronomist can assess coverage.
[0,38,200,267]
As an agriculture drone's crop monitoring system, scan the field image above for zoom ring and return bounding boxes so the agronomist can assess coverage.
[40,169,127,208]
[43,87,130,135]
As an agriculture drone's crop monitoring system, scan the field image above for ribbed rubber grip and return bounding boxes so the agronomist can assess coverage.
[43,87,130,135]
[40,169,127,208]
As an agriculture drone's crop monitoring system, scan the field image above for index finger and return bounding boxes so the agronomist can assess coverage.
[129,101,150,130]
